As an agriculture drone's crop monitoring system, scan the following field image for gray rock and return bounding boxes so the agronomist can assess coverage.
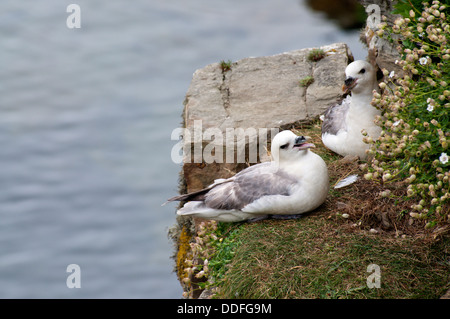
[359,0,403,75]
[184,42,353,135]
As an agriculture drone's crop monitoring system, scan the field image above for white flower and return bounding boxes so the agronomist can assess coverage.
[419,56,429,65]
[389,71,395,78]
[439,152,449,164]
[427,104,434,112]
[393,120,401,126]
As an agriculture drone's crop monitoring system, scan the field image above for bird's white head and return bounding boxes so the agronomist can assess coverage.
[270,130,315,163]
[342,60,377,95]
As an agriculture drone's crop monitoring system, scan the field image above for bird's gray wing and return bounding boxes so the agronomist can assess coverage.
[204,163,298,210]
[164,162,272,205]
[322,95,351,135]
[164,177,232,204]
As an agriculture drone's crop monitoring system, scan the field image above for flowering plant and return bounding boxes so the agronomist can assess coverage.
[365,1,449,227]
[180,221,240,298]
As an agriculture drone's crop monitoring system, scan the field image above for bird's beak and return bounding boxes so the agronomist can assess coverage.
[294,136,315,150]
[342,76,357,94]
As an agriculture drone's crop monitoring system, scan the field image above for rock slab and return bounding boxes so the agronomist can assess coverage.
[184,42,353,134]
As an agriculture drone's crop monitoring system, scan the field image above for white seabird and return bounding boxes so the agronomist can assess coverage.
[166,130,329,222]
[321,60,381,160]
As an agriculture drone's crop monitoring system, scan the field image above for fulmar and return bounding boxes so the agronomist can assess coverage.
[321,60,381,160]
[166,130,329,222]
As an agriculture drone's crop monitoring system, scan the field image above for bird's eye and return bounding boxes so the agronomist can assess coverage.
[359,68,366,74]
[280,143,289,149]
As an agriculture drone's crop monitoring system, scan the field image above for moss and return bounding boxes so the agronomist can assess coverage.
[298,76,314,88]
[176,225,193,281]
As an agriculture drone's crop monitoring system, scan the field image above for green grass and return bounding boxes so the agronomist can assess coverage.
[299,76,314,88]
[307,48,326,62]
[205,223,242,287]
[214,217,450,299]
[220,60,232,72]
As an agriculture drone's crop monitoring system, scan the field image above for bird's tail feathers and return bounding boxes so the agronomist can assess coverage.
[162,187,210,206]
[177,201,208,216]
[162,178,233,206]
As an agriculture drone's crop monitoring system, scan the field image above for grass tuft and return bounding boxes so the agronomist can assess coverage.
[220,60,232,72]
[299,76,314,88]
[307,48,326,62]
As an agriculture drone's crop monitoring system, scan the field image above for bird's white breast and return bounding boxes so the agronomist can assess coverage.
[242,151,329,214]
[323,94,381,159]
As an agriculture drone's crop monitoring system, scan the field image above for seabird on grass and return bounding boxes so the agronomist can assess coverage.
[166,130,329,222]
[321,60,381,160]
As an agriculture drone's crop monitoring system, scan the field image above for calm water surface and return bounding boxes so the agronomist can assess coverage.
[0,0,365,298]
